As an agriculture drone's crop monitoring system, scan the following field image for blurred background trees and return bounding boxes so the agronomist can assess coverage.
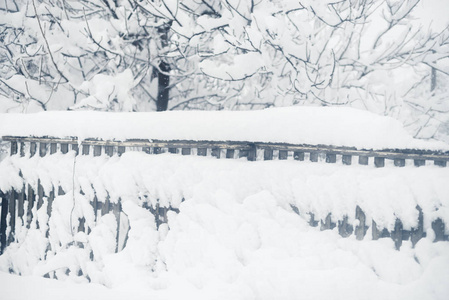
[0,0,448,140]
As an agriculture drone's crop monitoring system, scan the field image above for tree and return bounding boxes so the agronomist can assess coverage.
[0,0,448,139]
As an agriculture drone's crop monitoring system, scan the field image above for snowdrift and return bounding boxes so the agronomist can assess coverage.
[0,107,448,299]
[1,107,448,150]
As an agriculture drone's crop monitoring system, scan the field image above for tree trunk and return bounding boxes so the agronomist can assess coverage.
[157,61,170,111]
[156,22,172,112]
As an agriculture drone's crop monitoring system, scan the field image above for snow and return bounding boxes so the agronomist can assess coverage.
[0,151,448,299]
[1,107,448,150]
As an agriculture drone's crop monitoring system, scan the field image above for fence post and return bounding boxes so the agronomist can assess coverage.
[30,142,37,157]
[26,185,36,229]
[411,205,423,247]
[355,206,367,240]
[310,152,318,162]
[182,148,191,155]
[325,153,336,163]
[342,155,352,165]
[50,143,57,154]
[7,190,16,245]
[374,157,385,168]
[10,141,18,155]
[39,142,47,157]
[391,219,403,250]
[211,147,221,159]
[226,149,235,159]
[414,159,425,167]
[0,192,8,254]
[279,150,288,160]
[338,216,353,237]
[320,213,336,230]
[293,151,304,161]
[82,145,90,155]
[394,158,405,167]
[264,148,273,160]
[358,156,369,165]
[434,160,447,167]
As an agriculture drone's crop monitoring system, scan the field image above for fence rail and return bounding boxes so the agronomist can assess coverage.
[3,135,449,167]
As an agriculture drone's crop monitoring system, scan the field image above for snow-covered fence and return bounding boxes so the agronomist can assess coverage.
[3,136,449,166]
[1,135,448,258]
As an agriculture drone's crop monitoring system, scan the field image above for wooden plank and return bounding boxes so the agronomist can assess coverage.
[326,153,336,163]
[391,219,403,250]
[434,160,447,167]
[78,217,85,233]
[264,149,273,160]
[37,180,44,210]
[355,206,367,240]
[394,158,405,167]
[50,143,57,154]
[211,148,221,159]
[320,214,336,230]
[414,159,425,167]
[247,144,257,161]
[10,141,18,155]
[181,148,191,155]
[338,216,353,238]
[374,157,385,168]
[17,187,25,227]
[226,149,235,159]
[293,151,304,161]
[372,221,390,240]
[93,145,102,157]
[112,201,121,253]
[92,196,98,222]
[105,146,114,157]
[197,148,207,156]
[61,143,68,154]
[8,190,16,245]
[58,186,65,195]
[46,189,54,225]
[118,146,126,156]
[20,142,25,157]
[411,205,423,247]
[358,156,368,165]
[308,213,318,227]
[39,142,47,157]
[279,150,288,160]
[0,193,8,254]
[82,144,90,155]
[30,142,37,157]
[101,197,110,216]
[26,185,35,229]
[432,218,446,242]
[72,144,79,155]
[342,155,352,165]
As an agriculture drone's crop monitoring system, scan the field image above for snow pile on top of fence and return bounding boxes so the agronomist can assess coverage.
[1,107,448,150]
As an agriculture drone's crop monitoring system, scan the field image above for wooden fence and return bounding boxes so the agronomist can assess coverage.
[0,135,448,257]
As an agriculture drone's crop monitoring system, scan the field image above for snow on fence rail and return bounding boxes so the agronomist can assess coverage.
[0,134,448,261]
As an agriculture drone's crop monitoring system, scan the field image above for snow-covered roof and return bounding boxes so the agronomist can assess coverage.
[1,107,447,151]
